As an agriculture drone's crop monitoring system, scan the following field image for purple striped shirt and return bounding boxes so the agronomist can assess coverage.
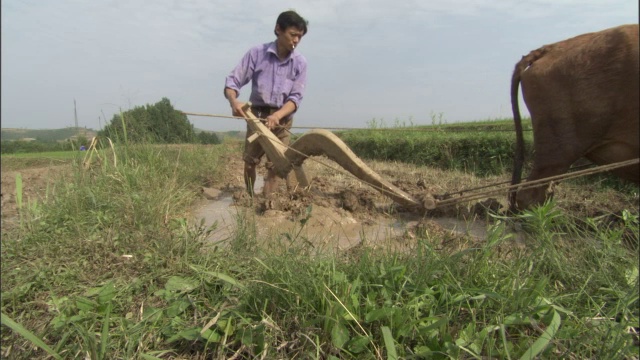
[224,41,307,110]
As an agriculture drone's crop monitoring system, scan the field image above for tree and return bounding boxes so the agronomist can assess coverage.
[98,98,196,144]
[196,131,221,145]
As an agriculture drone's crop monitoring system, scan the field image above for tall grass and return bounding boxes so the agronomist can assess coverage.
[236,205,638,359]
[1,138,638,359]
[1,142,229,358]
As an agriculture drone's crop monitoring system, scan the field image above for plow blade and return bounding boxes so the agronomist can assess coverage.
[286,129,424,209]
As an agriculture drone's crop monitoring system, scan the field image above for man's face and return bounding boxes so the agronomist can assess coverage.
[276,25,305,51]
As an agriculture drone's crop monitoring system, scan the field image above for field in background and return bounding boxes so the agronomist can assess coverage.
[1,151,82,170]
[1,127,243,144]
[1,127,97,142]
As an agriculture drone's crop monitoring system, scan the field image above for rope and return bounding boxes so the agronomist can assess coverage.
[181,111,532,133]
[438,162,595,198]
[436,158,639,207]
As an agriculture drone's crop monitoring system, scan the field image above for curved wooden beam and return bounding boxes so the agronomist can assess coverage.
[240,102,429,209]
[241,103,292,177]
[286,129,424,209]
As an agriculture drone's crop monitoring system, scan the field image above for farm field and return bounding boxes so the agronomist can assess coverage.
[1,132,638,359]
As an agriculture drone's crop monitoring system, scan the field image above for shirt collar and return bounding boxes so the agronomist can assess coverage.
[267,41,295,62]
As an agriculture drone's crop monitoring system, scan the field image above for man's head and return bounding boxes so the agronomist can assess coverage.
[274,10,308,51]
[274,10,308,36]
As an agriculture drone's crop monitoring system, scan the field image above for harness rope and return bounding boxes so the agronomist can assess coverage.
[436,158,639,207]
[181,111,532,133]
[437,163,600,199]
[183,111,638,209]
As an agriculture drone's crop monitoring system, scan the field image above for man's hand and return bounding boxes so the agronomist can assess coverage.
[229,100,247,118]
[265,113,281,130]
[224,87,246,118]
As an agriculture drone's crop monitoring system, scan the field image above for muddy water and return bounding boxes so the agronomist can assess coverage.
[192,176,489,251]
[192,176,266,244]
[192,196,237,243]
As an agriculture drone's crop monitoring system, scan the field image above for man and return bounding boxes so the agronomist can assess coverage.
[224,10,308,196]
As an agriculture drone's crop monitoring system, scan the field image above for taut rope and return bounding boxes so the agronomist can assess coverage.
[181,111,532,133]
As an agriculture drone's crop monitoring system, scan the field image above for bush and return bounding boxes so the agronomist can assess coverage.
[98,98,196,144]
[196,131,221,145]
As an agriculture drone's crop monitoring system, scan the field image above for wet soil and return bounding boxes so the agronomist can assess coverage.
[193,153,638,252]
[193,155,509,252]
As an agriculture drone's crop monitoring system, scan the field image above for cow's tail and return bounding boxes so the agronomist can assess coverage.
[509,48,546,211]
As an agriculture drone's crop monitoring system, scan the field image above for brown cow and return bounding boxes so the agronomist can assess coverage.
[509,24,639,211]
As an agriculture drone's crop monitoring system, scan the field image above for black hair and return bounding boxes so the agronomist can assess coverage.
[274,10,308,36]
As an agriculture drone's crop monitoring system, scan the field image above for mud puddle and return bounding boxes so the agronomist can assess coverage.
[192,175,489,252]
[192,176,266,244]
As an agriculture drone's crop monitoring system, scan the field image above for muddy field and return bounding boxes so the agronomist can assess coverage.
[2,153,637,251]
[194,154,637,252]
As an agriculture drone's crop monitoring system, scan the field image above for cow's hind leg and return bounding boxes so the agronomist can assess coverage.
[516,142,580,210]
[585,142,640,183]
[516,166,569,210]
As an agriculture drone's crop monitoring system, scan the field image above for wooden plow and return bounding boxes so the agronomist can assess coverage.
[240,103,434,211]
[184,105,640,212]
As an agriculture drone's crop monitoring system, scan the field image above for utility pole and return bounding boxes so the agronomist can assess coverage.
[74,99,79,129]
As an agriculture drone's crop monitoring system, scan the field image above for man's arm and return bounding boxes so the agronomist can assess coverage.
[224,48,256,118]
[266,100,297,129]
[266,57,307,129]
[224,87,246,117]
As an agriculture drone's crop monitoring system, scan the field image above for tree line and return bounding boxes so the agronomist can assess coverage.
[1,98,220,154]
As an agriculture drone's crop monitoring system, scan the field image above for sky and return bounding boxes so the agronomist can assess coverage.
[1,0,637,132]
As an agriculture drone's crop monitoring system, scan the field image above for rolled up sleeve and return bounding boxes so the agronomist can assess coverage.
[224,50,255,96]
[285,59,307,109]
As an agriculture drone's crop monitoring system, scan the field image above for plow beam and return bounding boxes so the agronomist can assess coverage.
[240,103,427,209]
[241,103,293,178]
[241,103,309,187]
[286,129,424,209]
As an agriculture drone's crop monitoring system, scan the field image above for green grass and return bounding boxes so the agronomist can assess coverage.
[338,126,534,177]
[1,127,96,142]
[1,135,638,359]
[2,150,79,158]
[2,151,79,159]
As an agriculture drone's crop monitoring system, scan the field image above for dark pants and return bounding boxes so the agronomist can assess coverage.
[242,106,293,169]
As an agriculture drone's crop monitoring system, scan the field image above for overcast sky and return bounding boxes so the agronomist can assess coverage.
[1,1,637,132]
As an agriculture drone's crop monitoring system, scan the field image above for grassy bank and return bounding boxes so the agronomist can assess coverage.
[336,119,533,176]
[1,140,638,359]
[336,119,635,195]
